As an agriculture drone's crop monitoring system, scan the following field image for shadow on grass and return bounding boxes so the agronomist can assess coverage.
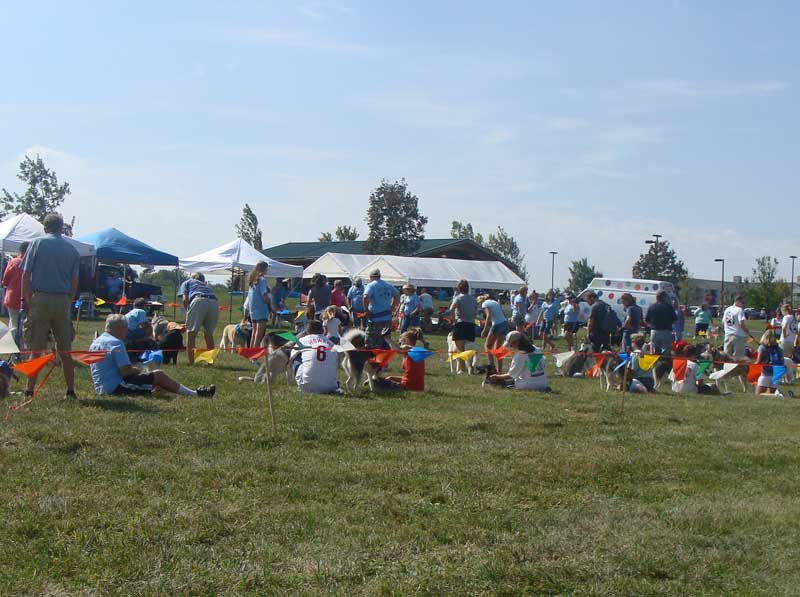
[80,398,161,414]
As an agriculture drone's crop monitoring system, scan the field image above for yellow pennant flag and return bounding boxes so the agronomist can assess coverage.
[295,310,306,320]
[449,349,477,362]
[638,354,660,371]
[94,297,107,306]
[194,349,220,365]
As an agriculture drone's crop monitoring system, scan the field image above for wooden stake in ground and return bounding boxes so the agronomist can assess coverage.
[265,348,277,435]
[620,358,630,415]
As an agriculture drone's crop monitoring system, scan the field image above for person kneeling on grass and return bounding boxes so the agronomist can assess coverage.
[380,329,428,391]
[89,314,215,398]
[290,320,340,395]
[483,330,547,391]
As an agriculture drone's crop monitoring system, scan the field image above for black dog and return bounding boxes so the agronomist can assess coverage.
[159,330,184,365]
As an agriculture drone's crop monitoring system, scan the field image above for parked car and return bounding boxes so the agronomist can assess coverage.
[743,307,765,320]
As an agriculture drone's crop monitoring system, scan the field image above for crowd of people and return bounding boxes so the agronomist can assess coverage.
[3,215,797,401]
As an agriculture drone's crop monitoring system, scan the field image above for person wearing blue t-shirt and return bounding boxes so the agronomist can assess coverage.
[363,269,400,348]
[511,287,528,333]
[179,272,219,365]
[246,261,271,349]
[125,297,149,340]
[400,284,421,332]
[89,314,215,397]
[347,278,365,328]
[479,293,509,373]
[537,291,561,352]
[270,279,289,326]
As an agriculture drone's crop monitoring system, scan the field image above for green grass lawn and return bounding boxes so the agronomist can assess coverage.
[2,314,799,595]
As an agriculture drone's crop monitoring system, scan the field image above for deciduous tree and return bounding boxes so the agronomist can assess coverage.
[365,179,427,255]
[1,154,71,222]
[631,239,688,290]
[566,258,603,294]
[235,204,262,250]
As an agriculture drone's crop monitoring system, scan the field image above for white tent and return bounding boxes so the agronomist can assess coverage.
[302,252,378,281]
[179,238,303,278]
[352,255,524,290]
[0,213,95,257]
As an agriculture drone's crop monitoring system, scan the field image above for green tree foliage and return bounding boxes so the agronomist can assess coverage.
[365,179,427,255]
[235,203,262,250]
[740,256,790,309]
[1,154,71,222]
[334,225,359,241]
[631,239,688,290]
[318,226,360,242]
[139,268,189,289]
[450,221,483,245]
[487,226,528,281]
[566,258,603,294]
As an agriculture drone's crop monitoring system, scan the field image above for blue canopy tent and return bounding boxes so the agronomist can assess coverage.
[76,228,180,313]
[77,227,178,266]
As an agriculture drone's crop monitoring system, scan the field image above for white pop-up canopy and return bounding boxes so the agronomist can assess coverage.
[352,255,524,290]
[302,252,378,281]
[179,238,303,278]
[0,213,95,257]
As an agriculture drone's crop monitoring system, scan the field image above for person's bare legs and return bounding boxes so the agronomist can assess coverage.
[187,331,197,364]
[60,351,75,393]
[204,330,214,350]
[152,369,181,393]
[251,322,266,349]
[455,338,466,373]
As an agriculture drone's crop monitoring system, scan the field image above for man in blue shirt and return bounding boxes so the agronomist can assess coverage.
[125,298,149,340]
[347,278,365,328]
[179,272,218,365]
[90,314,215,397]
[362,269,400,348]
[20,213,80,399]
[270,279,289,326]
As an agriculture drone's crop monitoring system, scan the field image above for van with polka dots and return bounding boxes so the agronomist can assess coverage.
[570,278,677,323]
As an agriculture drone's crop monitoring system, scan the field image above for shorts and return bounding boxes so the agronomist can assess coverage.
[490,321,509,337]
[251,318,269,324]
[511,313,525,327]
[650,329,673,354]
[186,297,219,335]
[724,335,746,358]
[564,322,580,334]
[542,319,555,334]
[452,321,476,342]
[366,319,391,349]
[112,373,155,396]
[780,341,794,361]
[23,292,74,351]
[695,323,709,335]
[757,373,776,389]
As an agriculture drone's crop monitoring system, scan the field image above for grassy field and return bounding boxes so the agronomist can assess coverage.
[2,312,800,595]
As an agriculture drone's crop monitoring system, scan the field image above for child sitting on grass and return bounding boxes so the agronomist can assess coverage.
[626,333,654,393]
[482,330,548,391]
[381,329,427,391]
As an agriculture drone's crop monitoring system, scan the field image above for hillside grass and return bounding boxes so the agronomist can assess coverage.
[2,315,799,595]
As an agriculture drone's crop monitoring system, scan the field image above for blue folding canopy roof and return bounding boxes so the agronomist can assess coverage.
[76,227,178,266]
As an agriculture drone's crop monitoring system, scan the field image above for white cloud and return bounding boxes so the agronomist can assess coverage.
[484,127,515,145]
[300,2,352,20]
[359,95,476,128]
[223,26,369,56]
[631,78,789,99]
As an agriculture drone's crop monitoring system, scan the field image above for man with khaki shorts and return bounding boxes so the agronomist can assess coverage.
[21,213,80,399]
[179,272,219,364]
[722,296,753,358]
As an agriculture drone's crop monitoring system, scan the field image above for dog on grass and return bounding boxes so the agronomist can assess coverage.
[446,331,478,375]
[237,332,294,385]
[219,322,252,350]
[339,327,418,392]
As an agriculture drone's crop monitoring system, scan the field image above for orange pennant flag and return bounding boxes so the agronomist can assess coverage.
[115,297,128,306]
[238,347,267,360]
[747,364,762,384]
[218,305,230,311]
[487,346,513,360]
[586,354,606,378]
[14,353,56,377]
[71,351,107,365]
[672,358,687,382]
[166,302,181,308]
[368,349,398,367]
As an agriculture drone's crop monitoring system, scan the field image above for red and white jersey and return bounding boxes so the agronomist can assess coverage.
[293,334,339,394]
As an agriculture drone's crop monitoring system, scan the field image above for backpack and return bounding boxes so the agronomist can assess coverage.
[599,302,621,334]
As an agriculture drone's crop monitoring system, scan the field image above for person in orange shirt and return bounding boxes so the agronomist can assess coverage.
[382,330,428,391]
[2,241,28,344]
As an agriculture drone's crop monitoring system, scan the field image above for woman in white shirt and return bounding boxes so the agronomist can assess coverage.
[483,330,547,391]
[780,304,797,360]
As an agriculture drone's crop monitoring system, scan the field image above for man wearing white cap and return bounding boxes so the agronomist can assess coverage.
[362,268,399,348]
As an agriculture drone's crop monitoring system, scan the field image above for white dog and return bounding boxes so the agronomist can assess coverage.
[447,331,478,375]
[237,332,295,385]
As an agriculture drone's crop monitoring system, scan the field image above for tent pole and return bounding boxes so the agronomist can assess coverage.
[174,267,179,321]
[265,349,277,436]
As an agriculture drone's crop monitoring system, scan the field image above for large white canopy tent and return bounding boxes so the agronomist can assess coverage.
[179,238,302,278]
[0,213,95,257]
[302,253,378,281]
[352,255,524,291]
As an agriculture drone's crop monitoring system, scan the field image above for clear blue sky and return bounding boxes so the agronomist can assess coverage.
[1,1,797,287]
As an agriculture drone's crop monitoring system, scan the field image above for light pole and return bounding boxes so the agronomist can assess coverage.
[791,255,797,306]
[714,258,725,311]
[645,234,663,277]
[549,251,558,292]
